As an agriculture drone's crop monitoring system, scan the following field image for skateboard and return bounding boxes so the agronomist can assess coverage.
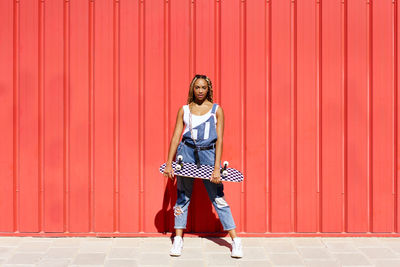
[159,155,244,183]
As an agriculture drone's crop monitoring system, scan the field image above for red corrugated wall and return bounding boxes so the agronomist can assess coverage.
[0,0,399,236]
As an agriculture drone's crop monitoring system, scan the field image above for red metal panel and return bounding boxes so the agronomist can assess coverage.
[69,0,91,233]
[245,0,267,233]
[19,0,40,232]
[0,0,14,232]
[143,0,166,233]
[347,0,369,232]
[43,0,64,232]
[372,0,396,232]
[119,0,140,233]
[321,0,344,232]
[297,0,318,232]
[166,0,191,233]
[1,0,400,236]
[270,0,292,232]
[397,0,400,234]
[218,0,244,233]
[93,0,115,232]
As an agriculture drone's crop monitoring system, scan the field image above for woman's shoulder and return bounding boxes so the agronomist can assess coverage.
[182,104,189,112]
[212,102,221,111]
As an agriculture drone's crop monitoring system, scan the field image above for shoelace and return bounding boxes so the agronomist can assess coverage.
[233,240,242,250]
[173,239,182,249]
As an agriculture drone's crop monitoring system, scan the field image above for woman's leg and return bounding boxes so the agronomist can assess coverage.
[202,179,237,233]
[173,176,195,234]
[175,228,183,237]
[227,228,237,240]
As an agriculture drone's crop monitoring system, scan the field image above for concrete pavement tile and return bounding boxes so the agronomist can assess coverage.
[72,253,106,265]
[79,237,105,241]
[70,265,103,267]
[321,237,354,243]
[331,253,373,266]
[373,259,400,267]
[303,259,340,267]
[15,241,51,252]
[351,237,382,247]
[107,247,141,259]
[206,252,243,265]
[381,242,400,253]
[170,259,206,267]
[172,247,204,260]
[0,246,15,257]
[238,260,272,267]
[297,247,333,259]
[141,242,170,253]
[207,265,237,267]
[44,247,79,258]
[142,237,172,245]
[104,259,138,267]
[112,237,142,247]
[31,237,56,242]
[268,253,306,265]
[81,238,113,246]
[179,237,202,248]
[358,247,400,259]
[5,252,45,264]
[240,247,268,260]
[291,238,325,247]
[262,242,298,253]
[377,237,400,243]
[324,242,359,252]
[139,252,171,265]
[0,237,24,246]
[52,238,82,247]
[202,237,232,245]
[79,242,113,253]
[36,258,72,267]
[3,265,35,267]
[240,238,264,247]
[261,238,294,243]
[203,241,231,253]
[202,238,232,252]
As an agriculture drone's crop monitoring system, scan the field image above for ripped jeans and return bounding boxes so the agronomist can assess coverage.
[173,175,236,231]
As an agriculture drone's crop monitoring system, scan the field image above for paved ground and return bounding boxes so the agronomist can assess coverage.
[0,236,400,266]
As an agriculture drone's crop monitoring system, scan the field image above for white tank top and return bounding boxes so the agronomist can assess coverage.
[182,104,218,135]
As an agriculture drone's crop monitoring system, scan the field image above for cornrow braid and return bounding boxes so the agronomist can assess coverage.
[187,74,214,104]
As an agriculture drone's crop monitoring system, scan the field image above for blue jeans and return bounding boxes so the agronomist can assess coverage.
[173,141,236,231]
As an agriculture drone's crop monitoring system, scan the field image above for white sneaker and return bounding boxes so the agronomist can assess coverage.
[231,237,243,258]
[170,236,183,256]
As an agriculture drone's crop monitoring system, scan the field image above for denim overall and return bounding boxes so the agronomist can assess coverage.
[173,103,236,231]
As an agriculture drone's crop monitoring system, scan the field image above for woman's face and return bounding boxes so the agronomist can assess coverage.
[193,78,208,101]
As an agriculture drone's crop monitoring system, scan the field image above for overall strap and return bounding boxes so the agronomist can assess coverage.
[211,103,218,114]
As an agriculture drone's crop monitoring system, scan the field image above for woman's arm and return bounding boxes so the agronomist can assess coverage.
[166,107,184,165]
[163,107,184,179]
[214,106,224,170]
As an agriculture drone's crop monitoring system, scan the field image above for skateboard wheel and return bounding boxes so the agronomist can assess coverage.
[222,170,228,177]
[177,155,183,161]
[175,164,182,171]
[223,161,229,167]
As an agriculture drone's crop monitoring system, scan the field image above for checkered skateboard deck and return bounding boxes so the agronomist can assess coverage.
[159,159,243,183]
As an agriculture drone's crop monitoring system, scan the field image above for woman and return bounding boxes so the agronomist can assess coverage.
[163,74,243,258]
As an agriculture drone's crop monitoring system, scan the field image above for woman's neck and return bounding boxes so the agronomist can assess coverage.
[192,99,208,106]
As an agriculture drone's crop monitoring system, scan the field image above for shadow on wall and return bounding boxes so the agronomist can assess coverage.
[154,177,225,235]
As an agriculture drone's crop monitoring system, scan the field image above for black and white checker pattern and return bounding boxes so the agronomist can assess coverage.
[159,161,243,183]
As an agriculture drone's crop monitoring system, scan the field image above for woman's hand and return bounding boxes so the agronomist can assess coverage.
[210,168,222,184]
[163,163,174,180]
